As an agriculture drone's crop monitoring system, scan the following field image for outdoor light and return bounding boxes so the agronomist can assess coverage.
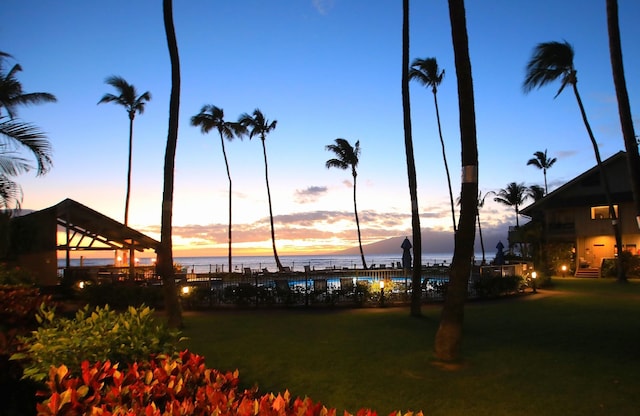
[531,271,537,293]
[181,285,190,295]
[379,280,385,290]
[561,265,567,278]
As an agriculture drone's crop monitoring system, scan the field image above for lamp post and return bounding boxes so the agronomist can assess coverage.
[531,271,537,293]
[561,265,567,278]
[379,280,385,307]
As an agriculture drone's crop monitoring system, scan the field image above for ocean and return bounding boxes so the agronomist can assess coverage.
[57,252,482,273]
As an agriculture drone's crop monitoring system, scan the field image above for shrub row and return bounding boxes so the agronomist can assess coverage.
[38,350,421,416]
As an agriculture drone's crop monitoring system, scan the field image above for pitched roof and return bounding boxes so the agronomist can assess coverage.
[20,198,159,252]
[520,151,633,217]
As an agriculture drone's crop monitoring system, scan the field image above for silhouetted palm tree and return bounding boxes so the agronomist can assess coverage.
[475,190,492,264]
[238,109,283,271]
[494,182,528,227]
[325,138,367,270]
[524,40,624,282]
[401,0,423,316]
[527,149,556,195]
[434,0,479,363]
[159,0,182,328]
[98,76,151,226]
[409,57,456,232]
[607,0,640,246]
[191,105,245,276]
[527,184,545,202]
[0,52,56,119]
[0,53,55,209]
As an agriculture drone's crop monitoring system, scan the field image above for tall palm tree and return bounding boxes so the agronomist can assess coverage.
[523,40,624,282]
[526,149,556,195]
[0,53,55,209]
[476,191,493,265]
[409,57,456,232]
[434,0,479,363]
[325,138,367,270]
[493,182,528,227]
[607,0,640,242]
[191,105,245,276]
[401,0,423,317]
[0,52,56,119]
[158,0,182,328]
[98,76,151,227]
[238,109,283,271]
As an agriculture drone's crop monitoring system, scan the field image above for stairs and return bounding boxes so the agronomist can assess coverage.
[575,267,600,278]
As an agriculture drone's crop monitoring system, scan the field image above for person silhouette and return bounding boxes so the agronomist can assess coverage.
[401,237,412,270]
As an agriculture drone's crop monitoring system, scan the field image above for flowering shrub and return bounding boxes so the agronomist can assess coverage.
[37,350,423,416]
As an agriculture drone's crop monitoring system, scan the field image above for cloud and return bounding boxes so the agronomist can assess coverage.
[294,185,328,203]
[312,0,334,15]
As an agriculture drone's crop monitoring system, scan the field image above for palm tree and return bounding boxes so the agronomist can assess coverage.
[325,138,367,270]
[434,0,479,363]
[158,0,182,328]
[607,0,640,246]
[493,182,528,227]
[0,52,56,119]
[409,57,456,232]
[98,76,151,227]
[0,53,55,209]
[475,191,492,265]
[401,0,423,317]
[523,40,624,282]
[527,184,545,202]
[526,149,556,195]
[238,109,283,271]
[191,105,245,276]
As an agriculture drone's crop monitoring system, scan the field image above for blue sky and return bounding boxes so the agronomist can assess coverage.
[4,0,640,256]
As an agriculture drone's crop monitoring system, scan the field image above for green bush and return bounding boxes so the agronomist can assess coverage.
[601,253,640,278]
[472,275,524,298]
[0,263,35,286]
[12,303,182,382]
[80,282,164,309]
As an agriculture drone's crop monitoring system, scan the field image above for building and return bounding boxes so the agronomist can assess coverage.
[519,151,639,276]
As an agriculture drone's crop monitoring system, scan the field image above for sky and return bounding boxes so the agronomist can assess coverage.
[3,0,640,258]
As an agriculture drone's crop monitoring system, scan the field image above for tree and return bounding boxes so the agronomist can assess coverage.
[434,0,479,363]
[238,109,283,271]
[607,0,640,242]
[409,57,456,232]
[325,138,367,270]
[98,76,151,226]
[526,149,556,195]
[493,182,528,227]
[523,40,625,282]
[191,105,245,277]
[527,184,545,202]
[0,53,55,209]
[401,0,423,317]
[158,0,182,328]
[0,52,56,119]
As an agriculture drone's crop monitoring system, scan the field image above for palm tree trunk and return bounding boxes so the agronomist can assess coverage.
[543,168,548,195]
[261,138,283,271]
[433,92,456,232]
[125,115,134,227]
[434,0,478,362]
[220,132,233,277]
[402,0,423,317]
[352,173,367,269]
[477,211,485,264]
[160,0,182,328]
[607,0,640,240]
[572,83,625,282]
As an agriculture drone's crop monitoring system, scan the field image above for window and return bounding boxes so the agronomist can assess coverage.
[590,205,618,220]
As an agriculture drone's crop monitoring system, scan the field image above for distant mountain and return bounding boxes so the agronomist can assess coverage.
[333,226,508,260]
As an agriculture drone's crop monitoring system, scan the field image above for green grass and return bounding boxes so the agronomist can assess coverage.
[180,278,640,416]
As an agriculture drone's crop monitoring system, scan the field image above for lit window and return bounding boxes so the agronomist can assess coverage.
[590,205,618,220]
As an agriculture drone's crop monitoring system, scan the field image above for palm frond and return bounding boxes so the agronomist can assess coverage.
[0,173,22,210]
[523,41,575,94]
[0,117,53,175]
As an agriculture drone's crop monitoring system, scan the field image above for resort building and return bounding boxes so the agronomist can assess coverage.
[518,151,640,277]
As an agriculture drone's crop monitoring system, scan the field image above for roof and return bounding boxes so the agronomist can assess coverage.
[521,151,633,217]
[19,198,160,252]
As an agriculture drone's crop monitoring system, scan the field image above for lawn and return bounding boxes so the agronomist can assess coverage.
[181,278,640,416]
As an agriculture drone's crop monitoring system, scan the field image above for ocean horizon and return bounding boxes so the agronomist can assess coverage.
[58,252,491,273]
